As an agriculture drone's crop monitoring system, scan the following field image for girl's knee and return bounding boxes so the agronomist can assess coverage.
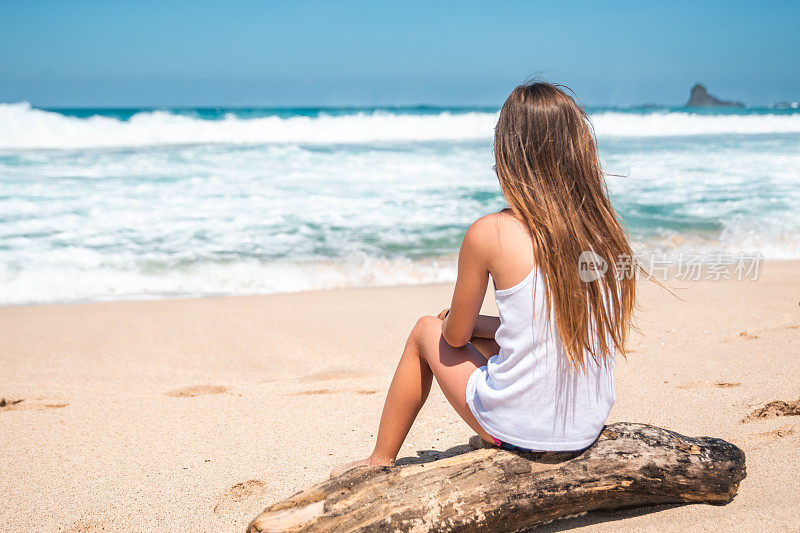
[413,315,442,337]
[409,316,443,350]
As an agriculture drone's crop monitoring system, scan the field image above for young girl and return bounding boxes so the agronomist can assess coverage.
[332,82,635,476]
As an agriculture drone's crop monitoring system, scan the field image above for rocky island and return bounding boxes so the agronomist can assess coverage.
[686,83,745,107]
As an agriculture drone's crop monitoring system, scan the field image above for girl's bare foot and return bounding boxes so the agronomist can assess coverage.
[330,456,393,478]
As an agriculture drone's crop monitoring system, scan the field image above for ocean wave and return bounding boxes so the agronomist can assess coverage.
[2,102,800,150]
[0,256,458,306]
[591,111,800,138]
[2,101,799,305]
[4,221,800,305]
[0,102,495,150]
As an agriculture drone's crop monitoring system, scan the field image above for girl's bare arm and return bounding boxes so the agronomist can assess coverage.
[441,216,497,347]
[471,314,500,339]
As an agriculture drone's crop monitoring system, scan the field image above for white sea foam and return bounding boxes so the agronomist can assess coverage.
[2,102,800,150]
[5,223,800,306]
[590,111,800,138]
[0,103,495,149]
[1,104,799,305]
[0,256,458,306]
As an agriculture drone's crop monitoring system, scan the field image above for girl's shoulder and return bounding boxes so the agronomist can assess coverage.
[463,211,534,281]
[465,210,529,246]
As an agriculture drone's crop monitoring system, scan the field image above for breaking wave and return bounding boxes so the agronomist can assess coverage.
[2,102,800,150]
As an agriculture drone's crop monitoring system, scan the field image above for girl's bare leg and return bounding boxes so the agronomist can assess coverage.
[470,337,500,360]
[331,315,494,477]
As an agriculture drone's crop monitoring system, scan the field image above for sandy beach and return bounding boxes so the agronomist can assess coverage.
[1,260,798,532]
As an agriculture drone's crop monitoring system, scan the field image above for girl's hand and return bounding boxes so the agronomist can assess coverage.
[437,308,450,320]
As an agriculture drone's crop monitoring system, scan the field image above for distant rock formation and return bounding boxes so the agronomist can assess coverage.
[686,84,744,107]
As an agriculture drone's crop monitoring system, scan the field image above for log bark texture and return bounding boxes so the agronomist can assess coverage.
[248,422,746,532]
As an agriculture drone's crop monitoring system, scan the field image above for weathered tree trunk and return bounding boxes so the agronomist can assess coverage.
[248,423,746,532]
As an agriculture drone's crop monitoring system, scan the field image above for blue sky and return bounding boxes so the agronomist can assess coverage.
[1,0,798,107]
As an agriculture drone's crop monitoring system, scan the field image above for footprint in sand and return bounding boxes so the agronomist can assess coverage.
[166,385,229,397]
[295,388,378,396]
[742,399,800,423]
[725,325,797,343]
[213,479,267,516]
[0,397,68,412]
[298,369,368,382]
[676,381,741,390]
[753,426,798,440]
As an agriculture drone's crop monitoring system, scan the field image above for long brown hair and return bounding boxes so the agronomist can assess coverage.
[494,82,635,371]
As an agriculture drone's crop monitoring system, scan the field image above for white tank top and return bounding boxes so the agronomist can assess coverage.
[465,267,615,451]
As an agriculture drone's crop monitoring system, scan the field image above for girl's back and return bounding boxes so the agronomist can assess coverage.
[465,211,615,451]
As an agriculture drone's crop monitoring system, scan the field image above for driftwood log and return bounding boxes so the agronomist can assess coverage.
[248,422,746,532]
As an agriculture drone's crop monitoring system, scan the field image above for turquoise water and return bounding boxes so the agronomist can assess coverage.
[1,103,799,304]
[44,104,800,120]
